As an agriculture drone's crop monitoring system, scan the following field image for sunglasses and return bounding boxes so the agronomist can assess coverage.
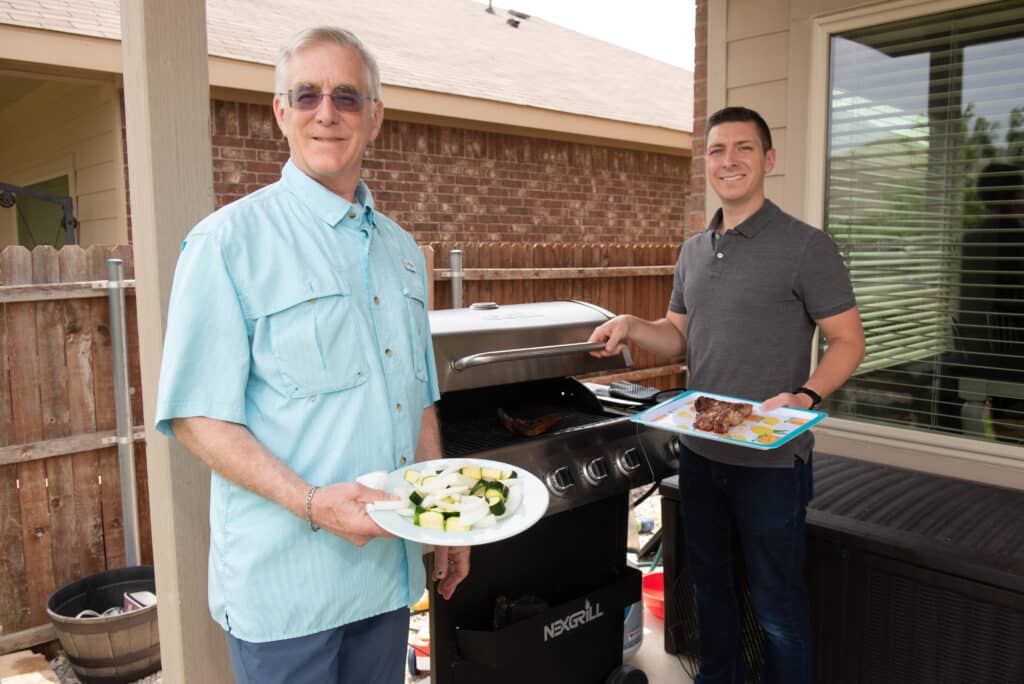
[282,86,375,113]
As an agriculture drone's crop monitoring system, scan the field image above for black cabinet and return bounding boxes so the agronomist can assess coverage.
[659,454,1024,683]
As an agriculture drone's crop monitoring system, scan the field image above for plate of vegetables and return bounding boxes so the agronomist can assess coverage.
[364,458,549,546]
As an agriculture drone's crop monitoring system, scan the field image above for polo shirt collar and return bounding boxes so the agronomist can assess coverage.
[706,199,780,240]
[281,160,376,229]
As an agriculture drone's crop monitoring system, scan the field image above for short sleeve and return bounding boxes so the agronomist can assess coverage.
[796,229,857,320]
[155,232,252,437]
[668,243,687,314]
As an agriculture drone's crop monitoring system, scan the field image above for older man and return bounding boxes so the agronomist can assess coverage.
[155,26,468,684]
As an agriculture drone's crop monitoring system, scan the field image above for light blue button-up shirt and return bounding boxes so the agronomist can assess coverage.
[155,160,440,642]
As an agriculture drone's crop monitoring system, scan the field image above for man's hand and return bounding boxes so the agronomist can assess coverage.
[588,312,687,360]
[760,391,813,412]
[310,482,399,547]
[433,545,470,600]
[588,315,634,357]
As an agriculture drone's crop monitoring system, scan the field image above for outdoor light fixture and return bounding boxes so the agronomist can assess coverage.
[0,190,14,208]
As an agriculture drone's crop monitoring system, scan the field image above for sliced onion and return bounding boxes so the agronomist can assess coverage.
[501,487,523,518]
[459,504,490,526]
[474,514,497,528]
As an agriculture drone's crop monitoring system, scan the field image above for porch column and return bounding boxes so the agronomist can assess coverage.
[119,1,231,681]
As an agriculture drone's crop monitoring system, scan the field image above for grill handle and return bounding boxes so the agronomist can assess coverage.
[451,341,608,372]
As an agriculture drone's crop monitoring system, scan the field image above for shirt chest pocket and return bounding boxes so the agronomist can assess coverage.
[403,278,428,382]
[250,280,369,398]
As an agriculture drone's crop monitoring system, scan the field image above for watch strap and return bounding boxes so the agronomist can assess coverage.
[793,386,822,409]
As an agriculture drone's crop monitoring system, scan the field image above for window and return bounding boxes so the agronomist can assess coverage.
[823,1,1024,444]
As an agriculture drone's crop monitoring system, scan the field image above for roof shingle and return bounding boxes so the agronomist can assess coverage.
[2,0,692,132]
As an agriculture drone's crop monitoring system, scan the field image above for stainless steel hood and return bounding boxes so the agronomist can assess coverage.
[428,300,631,393]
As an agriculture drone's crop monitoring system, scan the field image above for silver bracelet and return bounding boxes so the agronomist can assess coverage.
[305,485,320,532]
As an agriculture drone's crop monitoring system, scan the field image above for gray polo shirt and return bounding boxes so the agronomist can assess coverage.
[669,200,855,467]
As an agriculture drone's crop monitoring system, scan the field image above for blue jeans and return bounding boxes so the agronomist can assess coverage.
[678,445,814,684]
[226,607,409,684]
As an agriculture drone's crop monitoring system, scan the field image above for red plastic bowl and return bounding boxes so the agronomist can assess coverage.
[642,571,665,619]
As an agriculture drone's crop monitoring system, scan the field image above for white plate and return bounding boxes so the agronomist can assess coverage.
[367,458,549,546]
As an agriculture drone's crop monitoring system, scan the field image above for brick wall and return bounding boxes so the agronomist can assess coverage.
[685,0,708,240]
[205,99,689,244]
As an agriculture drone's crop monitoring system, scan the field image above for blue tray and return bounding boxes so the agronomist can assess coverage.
[630,390,827,450]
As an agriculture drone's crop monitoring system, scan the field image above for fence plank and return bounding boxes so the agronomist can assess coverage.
[421,245,435,310]
[0,255,30,634]
[0,428,146,467]
[33,247,80,593]
[6,247,55,628]
[60,247,106,582]
[87,246,124,570]
[0,623,55,657]
[0,281,135,304]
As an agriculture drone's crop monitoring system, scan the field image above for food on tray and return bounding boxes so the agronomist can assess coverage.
[693,396,753,434]
[367,462,524,533]
[633,390,826,451]
[497,408,561,437]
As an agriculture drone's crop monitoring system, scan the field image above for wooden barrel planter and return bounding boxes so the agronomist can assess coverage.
[46,566,160,684]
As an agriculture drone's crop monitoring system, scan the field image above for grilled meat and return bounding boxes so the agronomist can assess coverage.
[692,396,752,434]
[497,408,562,437]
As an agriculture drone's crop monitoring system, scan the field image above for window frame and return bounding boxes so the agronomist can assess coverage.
[805,0,1024,483]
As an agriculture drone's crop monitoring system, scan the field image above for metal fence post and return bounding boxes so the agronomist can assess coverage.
[450,249,463,309]
[107,258,141,567]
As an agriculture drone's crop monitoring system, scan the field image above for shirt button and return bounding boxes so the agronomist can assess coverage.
[373,296,381,305]
[716,252,724,259]
[396,403,403,412]
[385,348,393,357]
[399,456,407,465]
[348,210,357,219]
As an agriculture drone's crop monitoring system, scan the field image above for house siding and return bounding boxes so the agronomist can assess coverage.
[0,80,126,246]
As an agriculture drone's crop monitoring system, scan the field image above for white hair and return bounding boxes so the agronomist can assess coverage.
[275,26,381,101]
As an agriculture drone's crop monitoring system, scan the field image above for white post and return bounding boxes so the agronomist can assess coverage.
[120,1,233,681]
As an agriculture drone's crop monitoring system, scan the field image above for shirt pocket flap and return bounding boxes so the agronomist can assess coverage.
[246,278,351,319]
[402,277,427,305]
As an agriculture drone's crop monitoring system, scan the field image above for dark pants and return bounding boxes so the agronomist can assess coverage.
[678,445,814,684]
[226,607,409,684]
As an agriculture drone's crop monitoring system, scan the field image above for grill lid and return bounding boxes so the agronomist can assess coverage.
[428,300,631,393]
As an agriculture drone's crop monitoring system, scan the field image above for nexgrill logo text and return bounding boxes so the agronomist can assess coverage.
[543,599,604,641]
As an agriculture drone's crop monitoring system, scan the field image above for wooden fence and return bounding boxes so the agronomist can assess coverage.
[0,245,151,653]
[0,241,682,652]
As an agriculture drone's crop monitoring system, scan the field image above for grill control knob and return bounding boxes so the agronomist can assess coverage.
[616,448,643,475]
[547,466,576,494]
[582,457,610,486]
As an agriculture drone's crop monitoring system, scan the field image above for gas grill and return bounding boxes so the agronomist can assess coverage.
[426,301,679,684]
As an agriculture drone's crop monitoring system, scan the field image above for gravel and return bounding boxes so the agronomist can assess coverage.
[50,653,160,684]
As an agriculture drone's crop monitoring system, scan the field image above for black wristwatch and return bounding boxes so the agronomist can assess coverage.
[793,386,822,410]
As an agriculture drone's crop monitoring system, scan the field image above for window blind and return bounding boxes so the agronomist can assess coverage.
[822,1,1024,443]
